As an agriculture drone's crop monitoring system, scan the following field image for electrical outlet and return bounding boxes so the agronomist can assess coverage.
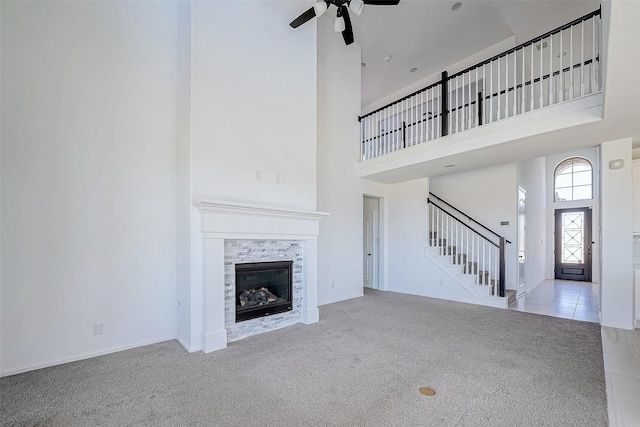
[332,282,335,288]
[255,170,262,181]
[93,323,104,335]
[275,174,281,184]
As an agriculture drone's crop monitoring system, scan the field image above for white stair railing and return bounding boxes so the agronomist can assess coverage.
[427,195,507,297]
[360,81,442,160]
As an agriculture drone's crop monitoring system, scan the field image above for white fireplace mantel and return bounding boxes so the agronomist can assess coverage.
[193,199,329,240]
[193,200,329,353]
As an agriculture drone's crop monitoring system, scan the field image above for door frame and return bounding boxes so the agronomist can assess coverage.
[545,149,600,285]
[363,195,382,290]
[518,187,527,296]
[554,207,593,282]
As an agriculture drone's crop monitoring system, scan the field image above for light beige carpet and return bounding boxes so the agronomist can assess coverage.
[1,289,607,426]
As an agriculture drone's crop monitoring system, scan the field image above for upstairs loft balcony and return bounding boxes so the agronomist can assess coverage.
[357,9,603,183]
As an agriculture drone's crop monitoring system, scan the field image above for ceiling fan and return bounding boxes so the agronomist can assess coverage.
[290,0,400,46]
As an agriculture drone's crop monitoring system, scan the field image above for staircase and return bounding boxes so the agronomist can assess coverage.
[427,192,514,307]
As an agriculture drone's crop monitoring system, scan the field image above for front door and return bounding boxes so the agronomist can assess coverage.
[554,207,592,281]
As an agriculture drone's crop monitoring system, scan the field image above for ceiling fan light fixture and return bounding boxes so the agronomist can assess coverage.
[289,0,399,45]
[314,1,328,17]
[349,0,364,16]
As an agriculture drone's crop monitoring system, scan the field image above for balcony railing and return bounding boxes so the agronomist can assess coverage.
[359,9,602,161]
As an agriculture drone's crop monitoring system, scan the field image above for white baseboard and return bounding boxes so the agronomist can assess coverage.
[318,291,363,307]
[301,307,319,324]
[0,335,176,378]
[601,321,635,331]
[201,329,227,353]
[176,335,201,353]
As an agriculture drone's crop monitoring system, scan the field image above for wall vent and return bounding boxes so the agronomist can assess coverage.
[535,41,549,51]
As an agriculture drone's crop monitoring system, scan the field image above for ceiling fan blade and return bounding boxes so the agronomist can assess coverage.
[363,0,400,5]
[290,7,316,28]
[341,6,354,45]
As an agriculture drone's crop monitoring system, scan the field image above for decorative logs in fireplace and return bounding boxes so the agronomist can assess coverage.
[235,261,293,322]
[238,287,284,308]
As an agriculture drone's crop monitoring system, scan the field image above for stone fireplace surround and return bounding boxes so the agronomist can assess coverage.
[225,240,301,340]
[193,200,328,353]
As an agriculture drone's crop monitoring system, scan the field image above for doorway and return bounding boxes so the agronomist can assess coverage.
[554,207,592,281]
[363,196,380,289]
[518,187,527,296]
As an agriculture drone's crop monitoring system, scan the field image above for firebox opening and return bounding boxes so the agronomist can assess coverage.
[235,260,293,322]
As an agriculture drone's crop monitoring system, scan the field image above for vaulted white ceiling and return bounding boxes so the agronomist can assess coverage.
[347,0,600,109]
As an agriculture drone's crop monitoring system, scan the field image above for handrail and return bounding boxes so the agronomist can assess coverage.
[359,80,442,121]
[428,199,507,297]
[359,55,597,144]
[428,192,511,244]
[448,8,601,79]
[359,7,601,122]
[429,199,498,248]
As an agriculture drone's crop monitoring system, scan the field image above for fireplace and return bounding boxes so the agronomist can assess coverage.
[235,261,293,322]
[193,199,327,352]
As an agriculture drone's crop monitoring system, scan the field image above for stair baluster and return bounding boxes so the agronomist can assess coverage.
[427,192,510,299]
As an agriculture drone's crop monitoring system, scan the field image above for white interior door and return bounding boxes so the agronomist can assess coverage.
[363,196,379,289]
[363,211,373,288]
[518,187,527,295]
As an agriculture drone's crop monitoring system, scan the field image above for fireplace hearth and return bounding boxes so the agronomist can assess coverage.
[235,261,293,322]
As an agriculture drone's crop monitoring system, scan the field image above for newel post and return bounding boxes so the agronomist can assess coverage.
[440,71,449,137]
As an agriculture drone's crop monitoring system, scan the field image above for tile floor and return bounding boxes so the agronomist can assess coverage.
[602,326,640,426]
[509,279,599,322]
[509,280,640,426]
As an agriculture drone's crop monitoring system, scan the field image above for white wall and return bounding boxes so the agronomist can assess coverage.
[600,1,640,133]
[176,1,199,351]
[600,138,634,329]
[429,164,519,290]
[516,157,547,293]
[190,1,318,211]
[1,1,178,375]
[381,165,520,302]
[316,16,386,305]
[385,178,487,303]
[177,1,320,349]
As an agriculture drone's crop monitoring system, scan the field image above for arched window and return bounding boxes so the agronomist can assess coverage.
[554,157,593,202]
